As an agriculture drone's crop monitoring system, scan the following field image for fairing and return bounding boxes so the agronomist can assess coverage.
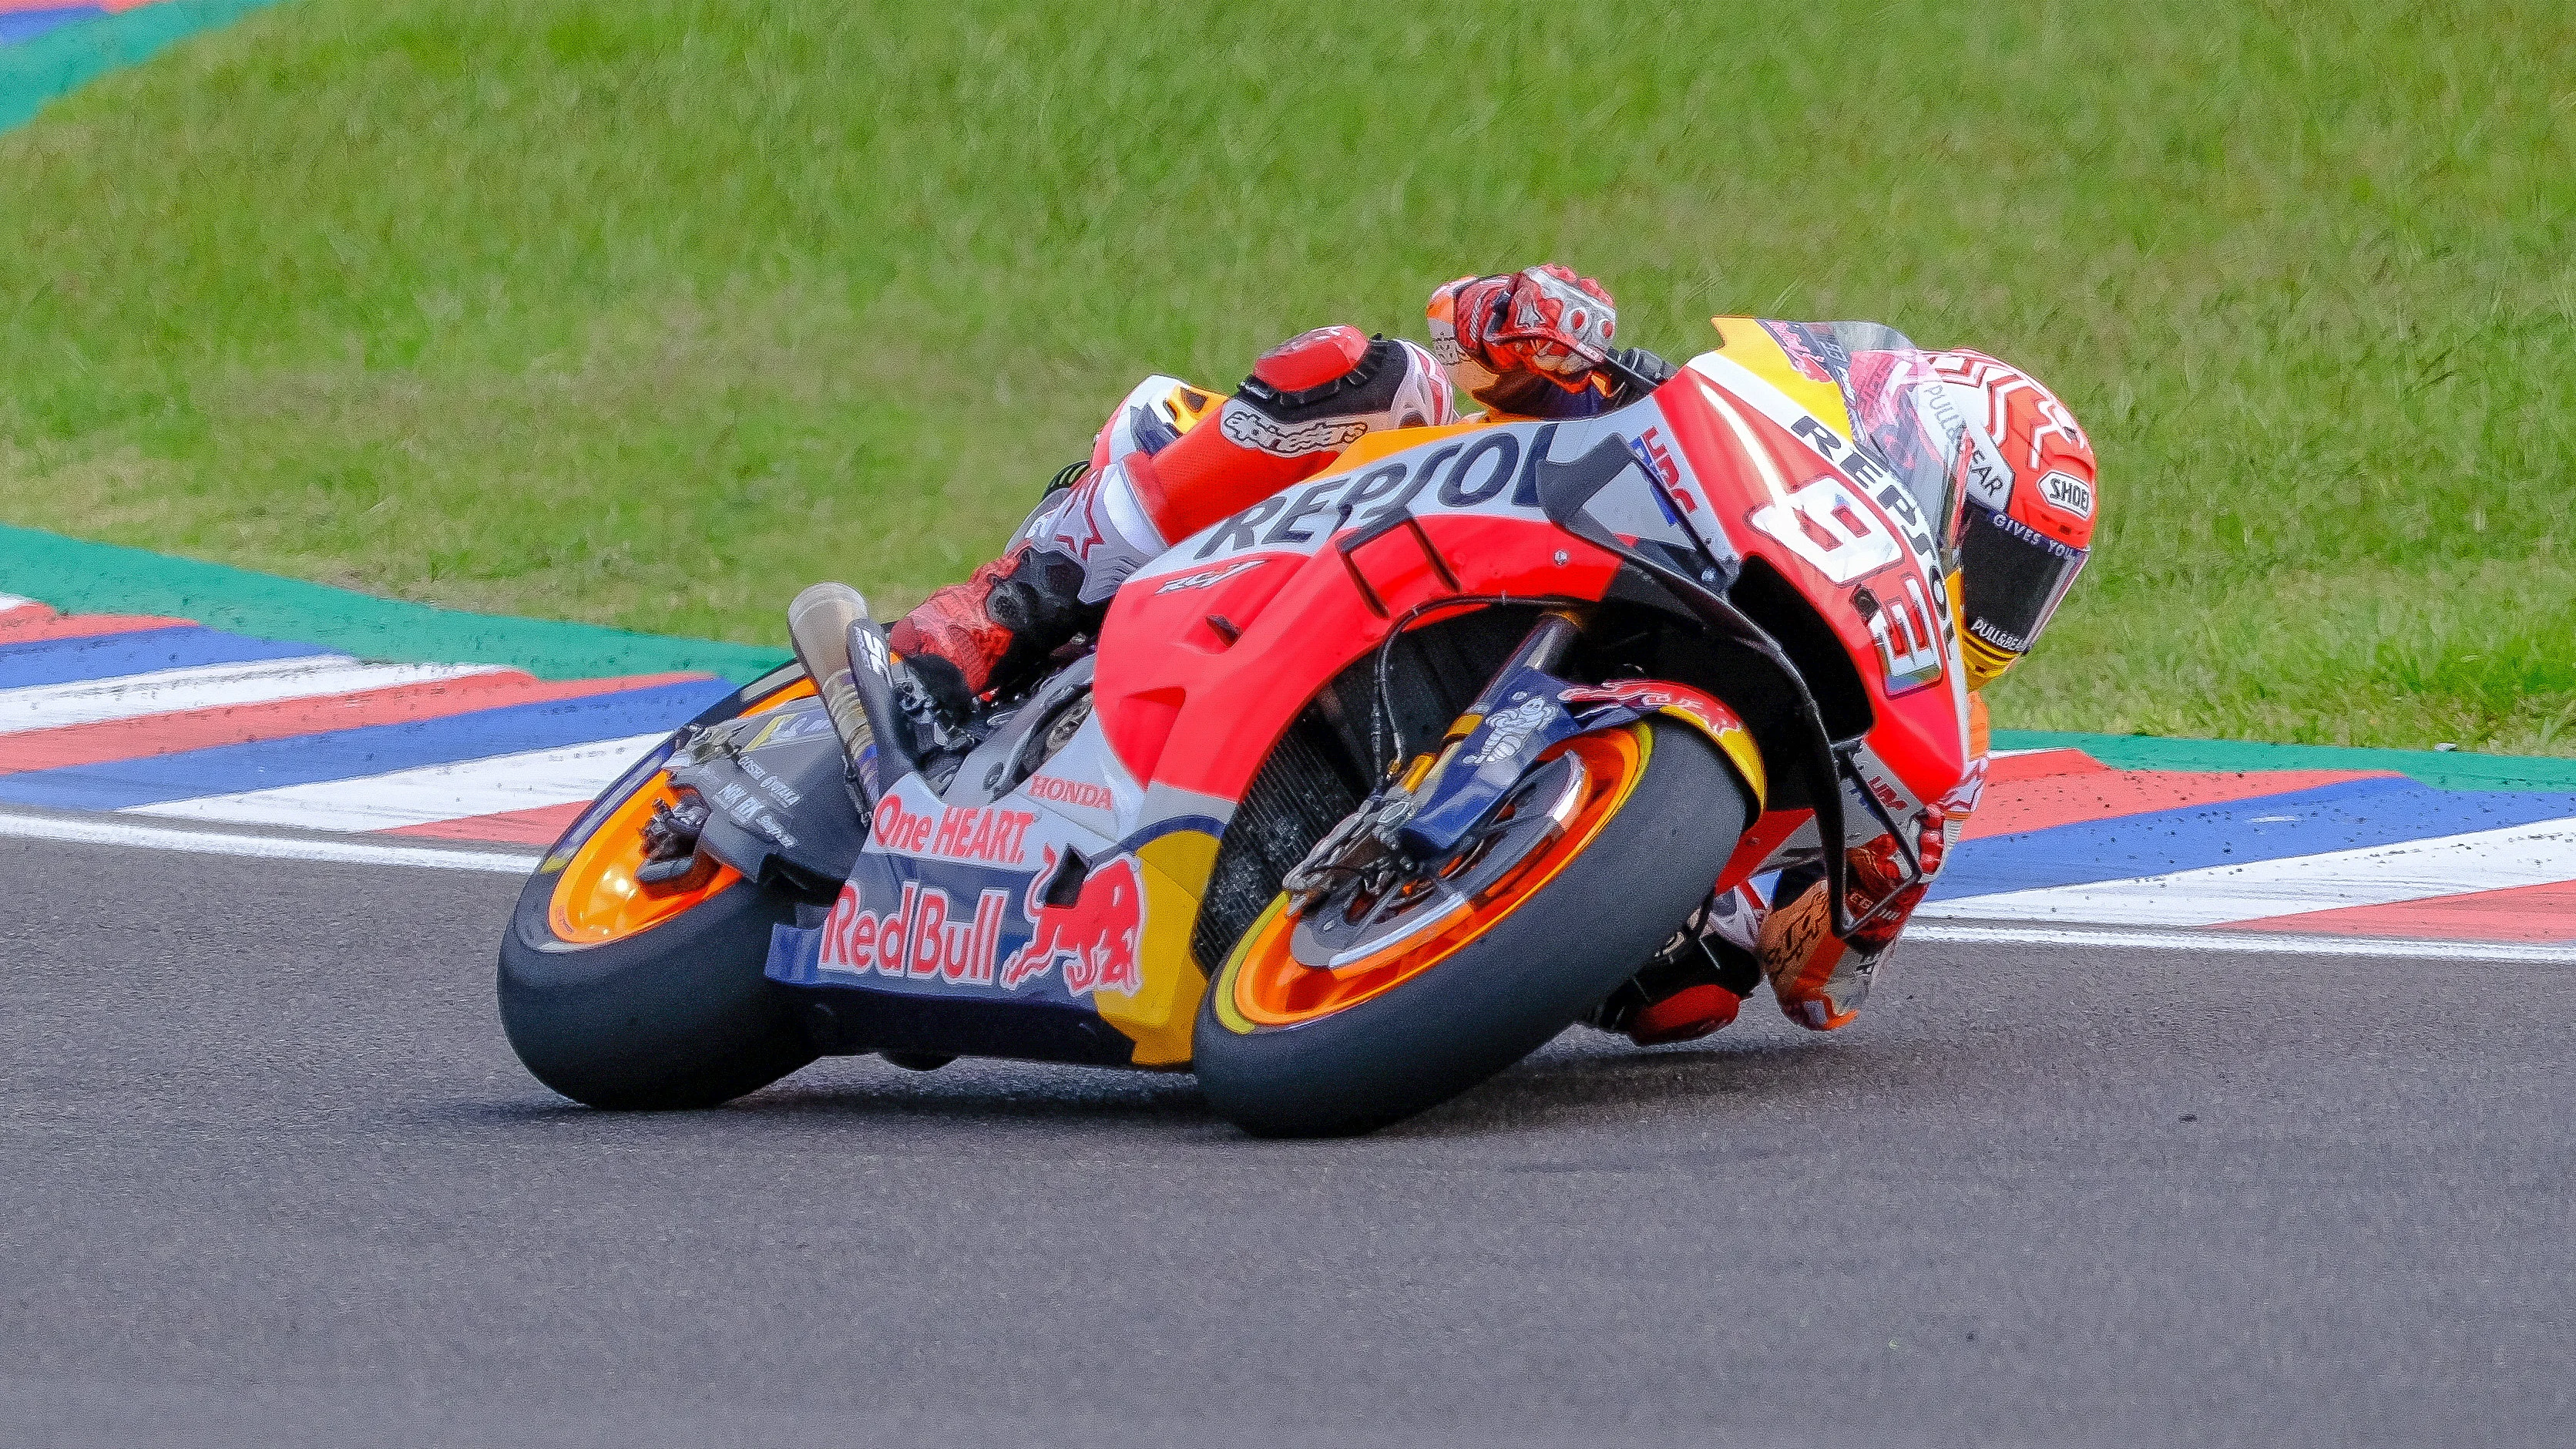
[761,321,1974,1069]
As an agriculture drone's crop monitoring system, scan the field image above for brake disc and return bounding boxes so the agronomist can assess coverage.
[1286,752,1588,970]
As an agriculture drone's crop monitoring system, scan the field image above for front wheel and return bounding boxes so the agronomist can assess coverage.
[1194,721,1748,1137]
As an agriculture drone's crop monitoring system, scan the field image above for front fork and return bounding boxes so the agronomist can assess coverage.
[1383,610,1587,853]
[1281,608,1589,912]
[1305,604,1923,950]
[1449,613,1930,946]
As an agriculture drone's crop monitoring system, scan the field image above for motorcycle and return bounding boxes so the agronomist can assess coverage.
[497,318,1976,1136]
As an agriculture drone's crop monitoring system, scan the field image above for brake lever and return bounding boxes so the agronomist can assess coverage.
[1592,347,1678,400]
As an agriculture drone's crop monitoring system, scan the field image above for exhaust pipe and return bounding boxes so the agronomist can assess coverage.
[785,583,918,802]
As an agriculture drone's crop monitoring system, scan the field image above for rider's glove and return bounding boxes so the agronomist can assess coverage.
[1427,264,1618,400]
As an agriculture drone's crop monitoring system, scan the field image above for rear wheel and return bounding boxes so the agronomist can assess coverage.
[497,676,821,1109]
[1193,721,1746,1137]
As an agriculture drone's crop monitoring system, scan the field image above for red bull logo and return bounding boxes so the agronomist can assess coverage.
[1000,848,1145,997]
[1560,680,1735,737]
[817,880,1016,986]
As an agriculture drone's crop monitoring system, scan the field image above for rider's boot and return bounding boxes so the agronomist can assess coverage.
[1757,878,1862,1032]
[1758,815,1944,1032]
[885,543,1090,718]
[885,327,1451,707]
[1593,884,1764,1046]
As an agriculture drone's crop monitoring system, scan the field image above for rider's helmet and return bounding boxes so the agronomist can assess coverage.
[1924,350,2097,689]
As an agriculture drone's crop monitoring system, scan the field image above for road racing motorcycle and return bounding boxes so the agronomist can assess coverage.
[498,318,1978,1136]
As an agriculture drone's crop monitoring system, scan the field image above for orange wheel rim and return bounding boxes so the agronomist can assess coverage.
[544,677,814,946]
[1224,725,1651,1028]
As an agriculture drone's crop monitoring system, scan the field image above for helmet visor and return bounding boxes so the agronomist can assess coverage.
[1956,505,2086,661]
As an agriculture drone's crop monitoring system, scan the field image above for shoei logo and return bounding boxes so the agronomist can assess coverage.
[2037,470,2094,519]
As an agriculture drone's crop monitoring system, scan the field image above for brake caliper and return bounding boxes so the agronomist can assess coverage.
[1282,792,1419,915]
[635,791,716,890]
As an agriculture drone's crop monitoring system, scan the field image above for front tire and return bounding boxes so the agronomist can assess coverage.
[1193,721,1747,1137]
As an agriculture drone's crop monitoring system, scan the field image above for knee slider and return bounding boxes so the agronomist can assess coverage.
[1238,331,1440,427]
[1249,324,1372,395]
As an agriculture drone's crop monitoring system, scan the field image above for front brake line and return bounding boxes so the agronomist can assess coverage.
[1362,593,1594,776]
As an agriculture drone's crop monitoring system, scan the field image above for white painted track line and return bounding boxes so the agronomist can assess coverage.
[0,658,509,733]
[1913,922,2576,965]
[8,804,2571,961]
[1920,815,2576,929]
[125,731,667,832]
[0,809,539,874]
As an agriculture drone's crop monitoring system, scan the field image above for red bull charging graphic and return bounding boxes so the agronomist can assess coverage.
[784,837,1150,1004]
[999,849,1144,997]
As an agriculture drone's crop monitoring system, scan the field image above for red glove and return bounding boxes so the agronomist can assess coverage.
[1428,264,1617,394]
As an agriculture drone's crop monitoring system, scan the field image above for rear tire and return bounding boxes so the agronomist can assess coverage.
[1193,721,1746,1137]
[499,869,815,1109]
[496,667,823,1111]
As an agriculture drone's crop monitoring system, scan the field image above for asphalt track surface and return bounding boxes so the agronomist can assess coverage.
[6,836,2572,1447]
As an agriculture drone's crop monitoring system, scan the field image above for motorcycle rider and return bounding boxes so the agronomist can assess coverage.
[1614,328,2099,1044]
[882,265,2097,1047]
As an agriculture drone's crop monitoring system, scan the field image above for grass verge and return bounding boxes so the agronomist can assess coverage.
[2,0,2570,751]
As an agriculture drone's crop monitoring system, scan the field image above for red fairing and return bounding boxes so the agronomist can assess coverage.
[1086,358,1968,847]
[1647,364,1970,835]
[1094,506,1621,802]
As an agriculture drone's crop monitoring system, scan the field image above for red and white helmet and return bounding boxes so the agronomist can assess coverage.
[1926,349,2097,688]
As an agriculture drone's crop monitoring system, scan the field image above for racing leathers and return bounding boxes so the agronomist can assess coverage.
[887,266,1637,707]
[884,269,2097,1046]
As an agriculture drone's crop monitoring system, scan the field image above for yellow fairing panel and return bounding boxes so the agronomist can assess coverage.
[1710,317,1857,439]
[1310,417,1496,477]
[1095,828,1221,1067]
[1160,384,1220,436]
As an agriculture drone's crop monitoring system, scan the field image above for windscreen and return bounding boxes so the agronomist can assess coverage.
[1758,321,1971,559]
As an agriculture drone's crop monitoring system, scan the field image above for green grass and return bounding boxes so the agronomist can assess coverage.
[2,0,2572,751]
